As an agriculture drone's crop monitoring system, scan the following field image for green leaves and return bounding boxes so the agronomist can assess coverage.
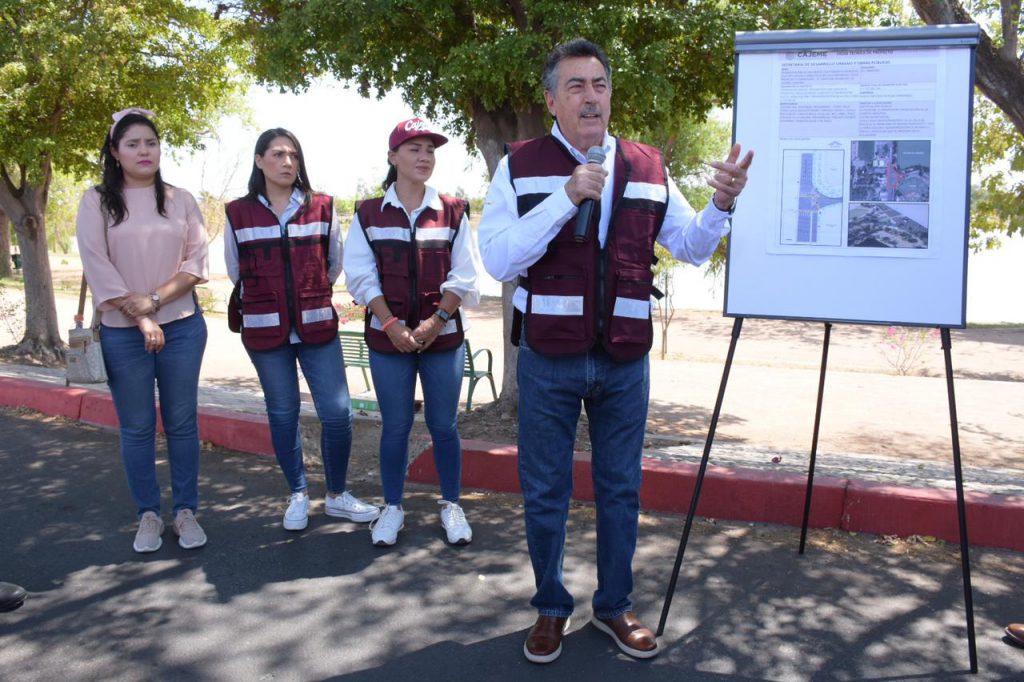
[0,0,245,185]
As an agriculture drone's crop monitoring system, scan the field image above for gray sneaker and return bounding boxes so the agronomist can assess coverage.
[133,511,164,553]
[172,509,207,549]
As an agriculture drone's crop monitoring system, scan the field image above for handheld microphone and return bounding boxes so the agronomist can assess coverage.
[574,145,606,243]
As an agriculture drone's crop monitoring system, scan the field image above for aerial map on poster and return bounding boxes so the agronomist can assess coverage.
[726,26,977,326]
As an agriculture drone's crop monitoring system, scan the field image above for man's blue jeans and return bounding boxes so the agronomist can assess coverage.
[246,337,353,494]
[369,344,464,505]
[101,312,207,517]
[517,338,649,619]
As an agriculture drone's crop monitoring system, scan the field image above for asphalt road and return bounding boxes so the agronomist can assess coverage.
[1,409,1023,681]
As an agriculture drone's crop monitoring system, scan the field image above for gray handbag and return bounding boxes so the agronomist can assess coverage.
[65,276,107,385]
[66,210,109,385]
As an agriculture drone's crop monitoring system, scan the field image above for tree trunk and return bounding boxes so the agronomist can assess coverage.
[910,0,1024,137]
[469,100,548,417]
[0,211,11,279]
[0,161,64,364]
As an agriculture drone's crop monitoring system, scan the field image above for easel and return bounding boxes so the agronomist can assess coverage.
[655,316,978,674]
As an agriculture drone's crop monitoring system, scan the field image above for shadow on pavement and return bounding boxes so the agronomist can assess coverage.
[2,409,1023,680]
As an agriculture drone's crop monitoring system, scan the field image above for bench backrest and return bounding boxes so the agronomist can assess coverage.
[339,330,370,365]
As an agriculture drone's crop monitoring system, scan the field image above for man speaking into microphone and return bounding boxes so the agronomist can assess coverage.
[477,37,752,664]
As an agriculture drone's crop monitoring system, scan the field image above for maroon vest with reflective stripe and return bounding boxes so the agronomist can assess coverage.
[356,194,467,353]
[507,135,668,361]
[225,194,338,351]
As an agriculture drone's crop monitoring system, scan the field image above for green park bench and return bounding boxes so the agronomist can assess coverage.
[338,329,497,411]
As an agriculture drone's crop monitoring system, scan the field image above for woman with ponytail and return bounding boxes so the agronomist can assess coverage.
[343,118,483,547]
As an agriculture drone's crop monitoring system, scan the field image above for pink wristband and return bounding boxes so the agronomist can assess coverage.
[381,316,398,331]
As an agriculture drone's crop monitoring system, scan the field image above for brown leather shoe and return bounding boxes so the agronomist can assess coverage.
[591,611,659,658]
[523,615,570,663]
[1007,623,1024,647]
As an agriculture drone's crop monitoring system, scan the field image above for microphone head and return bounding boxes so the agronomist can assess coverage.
[586,146,606,164]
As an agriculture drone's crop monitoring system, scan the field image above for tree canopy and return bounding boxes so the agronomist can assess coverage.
[231,0,900,173]
[228,0,901,411]
[0,0,244,360]
[910,0,1023,244]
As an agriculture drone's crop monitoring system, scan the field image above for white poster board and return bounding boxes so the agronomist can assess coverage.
[725,26,979,327]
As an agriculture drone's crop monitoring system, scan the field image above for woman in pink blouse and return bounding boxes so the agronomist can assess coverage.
[76,108,210,554]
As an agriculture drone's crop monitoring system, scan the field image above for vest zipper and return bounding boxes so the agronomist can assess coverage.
[273,205,298,337]
[408,212,419,324]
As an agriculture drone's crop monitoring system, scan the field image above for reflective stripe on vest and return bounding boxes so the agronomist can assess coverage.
[301,306,334,324]
[613,297,651,319]
[243,312,280,328]
[364,226,457,244]
[288,220,330,239]
[234,224,280,244]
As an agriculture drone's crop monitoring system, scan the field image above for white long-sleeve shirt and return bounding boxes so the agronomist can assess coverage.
[343,184,483,327]
[477,122,732,312]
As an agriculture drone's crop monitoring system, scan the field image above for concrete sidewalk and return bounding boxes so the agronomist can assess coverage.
[2,409,1024,680]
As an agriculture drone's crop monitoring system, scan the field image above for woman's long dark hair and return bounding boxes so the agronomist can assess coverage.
[245,128,313,210]
[381,163,398,193]
[96,113,167,226]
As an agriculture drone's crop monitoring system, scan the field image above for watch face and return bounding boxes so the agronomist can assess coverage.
[436,309,450,322]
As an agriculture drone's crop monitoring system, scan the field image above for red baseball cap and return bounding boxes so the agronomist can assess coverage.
[389,118,449,150]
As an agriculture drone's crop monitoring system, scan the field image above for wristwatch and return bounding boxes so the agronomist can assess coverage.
[149,292,161,312]
[434,308,451,323]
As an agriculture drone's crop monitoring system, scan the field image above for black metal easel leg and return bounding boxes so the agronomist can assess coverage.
[798,322,832,554]
[941,327,978,673]
[656,317,743,637]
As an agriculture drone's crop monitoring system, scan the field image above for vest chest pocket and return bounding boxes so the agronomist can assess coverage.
[246,246,284,277]
[607,268,653,346]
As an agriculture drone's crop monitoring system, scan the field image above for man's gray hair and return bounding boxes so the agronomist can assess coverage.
[541,38,612,93]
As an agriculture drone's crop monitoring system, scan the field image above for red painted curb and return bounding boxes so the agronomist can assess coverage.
[410,442,1024,552]
[842,480,1024,550]
[198,406,274,457]
[79,391,120,429]
[6,376,1022,552]
[641,457,848,528]
[0,376,87,420]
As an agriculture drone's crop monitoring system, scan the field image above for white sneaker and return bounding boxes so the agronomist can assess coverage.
[324,491,380,523]
[439,500,473,545]
[133,511,164,553]
[283,492,310,531]
[369,504,404,546]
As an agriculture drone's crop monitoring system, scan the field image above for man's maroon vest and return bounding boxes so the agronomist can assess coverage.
[356,194,467,353]
[506,135,668,362]
[225,194,338,351]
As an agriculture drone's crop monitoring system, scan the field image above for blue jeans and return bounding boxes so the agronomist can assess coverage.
[517,338,649,619]
[246,338,353,494]
[369,344,464,505]
[101,312,207,517]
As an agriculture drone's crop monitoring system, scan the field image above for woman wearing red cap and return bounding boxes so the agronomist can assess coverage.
[343,118,483,547]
